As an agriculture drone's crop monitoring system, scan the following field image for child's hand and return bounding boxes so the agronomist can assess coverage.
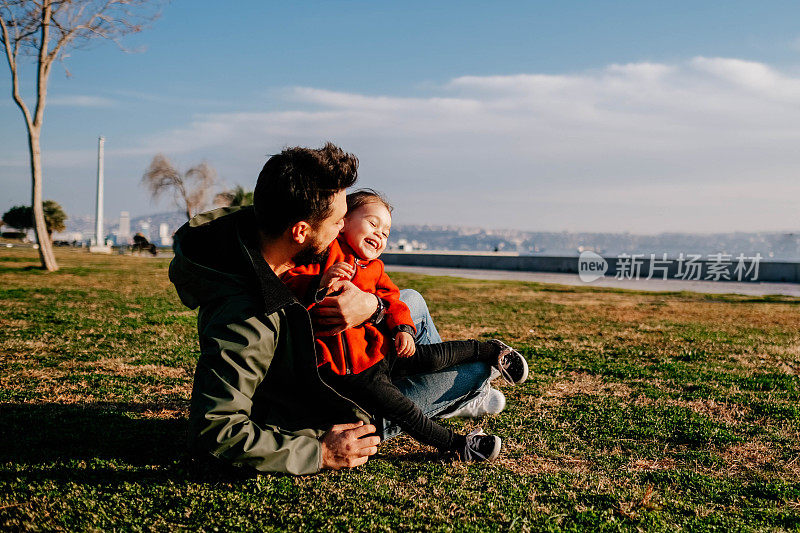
[395,332,416,357]
[320,261,355,289]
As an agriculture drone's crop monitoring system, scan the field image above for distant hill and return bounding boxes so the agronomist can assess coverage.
[386,226,800,260]
[63,211,800,260]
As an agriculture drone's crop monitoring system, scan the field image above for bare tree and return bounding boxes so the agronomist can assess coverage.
[142,154,218,220]
[0,0,161,271]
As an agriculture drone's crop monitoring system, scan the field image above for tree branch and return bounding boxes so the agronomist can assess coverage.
[32,0,51,129]
[0,8,33,129]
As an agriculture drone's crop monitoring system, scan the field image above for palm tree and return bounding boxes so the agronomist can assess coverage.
[2,200,66,240]
[214,185,254,207]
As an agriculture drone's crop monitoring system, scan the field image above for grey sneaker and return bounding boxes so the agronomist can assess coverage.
[461,428,501,462]
[489,339,528,385]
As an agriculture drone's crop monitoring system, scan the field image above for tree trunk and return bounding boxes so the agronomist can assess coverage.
[28,130,58,271]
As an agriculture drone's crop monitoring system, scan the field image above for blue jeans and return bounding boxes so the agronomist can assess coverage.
[379,289,493,440]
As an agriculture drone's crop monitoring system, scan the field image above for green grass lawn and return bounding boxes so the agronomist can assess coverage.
[1,248,799,531]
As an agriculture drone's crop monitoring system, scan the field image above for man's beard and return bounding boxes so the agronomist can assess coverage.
[292,237,329,267]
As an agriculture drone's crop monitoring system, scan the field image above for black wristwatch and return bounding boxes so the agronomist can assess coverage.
[368,296,385,324]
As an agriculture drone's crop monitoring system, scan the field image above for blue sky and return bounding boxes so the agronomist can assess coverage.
[3,1,800,233]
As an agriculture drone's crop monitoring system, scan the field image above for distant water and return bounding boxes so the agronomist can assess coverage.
[389,226,800,261]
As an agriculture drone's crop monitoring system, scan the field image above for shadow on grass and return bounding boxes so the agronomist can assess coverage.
[0,265,45,274]
[376,450,448,464]
[0,402,187,466]
[0,403,268,484]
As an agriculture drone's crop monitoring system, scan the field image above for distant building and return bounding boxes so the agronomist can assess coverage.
[138,221,151,241]
[397,238,414,251]
[115,211,131,245]
[159,223,172,247]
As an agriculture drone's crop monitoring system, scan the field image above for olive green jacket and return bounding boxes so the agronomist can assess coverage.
[169,206,364,475]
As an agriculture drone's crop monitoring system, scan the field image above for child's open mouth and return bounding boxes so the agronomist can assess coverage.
[364,238,379,251]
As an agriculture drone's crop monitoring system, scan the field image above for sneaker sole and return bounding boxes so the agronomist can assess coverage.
[515,356,529,385]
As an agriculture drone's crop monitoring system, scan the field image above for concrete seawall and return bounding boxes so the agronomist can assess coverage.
[381,252,800,284]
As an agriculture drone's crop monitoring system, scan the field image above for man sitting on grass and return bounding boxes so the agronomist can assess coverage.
[169,143,508,475]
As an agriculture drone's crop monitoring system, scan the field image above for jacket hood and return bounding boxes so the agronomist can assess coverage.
[169,206,261,310]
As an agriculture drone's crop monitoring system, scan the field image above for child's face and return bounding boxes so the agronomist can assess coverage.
[340,201,391,261]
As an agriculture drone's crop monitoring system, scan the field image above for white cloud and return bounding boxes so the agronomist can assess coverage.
[20,56,800,232]
[109,89,234,108]
[47,95,115,107]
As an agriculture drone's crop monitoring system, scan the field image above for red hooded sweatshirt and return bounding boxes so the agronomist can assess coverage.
[281,237,415,375]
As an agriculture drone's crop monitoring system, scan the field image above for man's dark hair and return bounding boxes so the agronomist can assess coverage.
[346,188,393,215]
[254,142,358,237]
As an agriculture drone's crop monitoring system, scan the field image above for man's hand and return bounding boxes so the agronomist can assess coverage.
[311,280,379,335]
[395,331,416,357]
[320,421,380,469]
[320,261,355,290]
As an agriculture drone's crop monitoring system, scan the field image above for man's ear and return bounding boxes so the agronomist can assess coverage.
[290,221,312,244]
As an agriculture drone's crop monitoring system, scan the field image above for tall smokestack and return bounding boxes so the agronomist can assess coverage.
[90,136,111,253]
[95,136,104,246]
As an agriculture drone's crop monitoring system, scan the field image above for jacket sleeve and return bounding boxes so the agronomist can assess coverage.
[374,261,416,334]
[190,302,324,475]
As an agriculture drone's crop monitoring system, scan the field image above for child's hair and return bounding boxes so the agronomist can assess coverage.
[346,188,393,215]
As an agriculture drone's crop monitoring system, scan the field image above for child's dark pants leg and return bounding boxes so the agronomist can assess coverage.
[391,340,487,378]
[321,362,458,451]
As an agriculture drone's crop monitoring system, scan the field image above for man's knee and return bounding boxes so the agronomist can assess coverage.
[399,289,427,319]
[454,361,493,392]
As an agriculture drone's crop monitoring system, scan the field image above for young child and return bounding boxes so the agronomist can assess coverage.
[282,189,528,462]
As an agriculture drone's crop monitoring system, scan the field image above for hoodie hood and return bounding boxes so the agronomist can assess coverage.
[170,206,286,311]
[169,206,255,310]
